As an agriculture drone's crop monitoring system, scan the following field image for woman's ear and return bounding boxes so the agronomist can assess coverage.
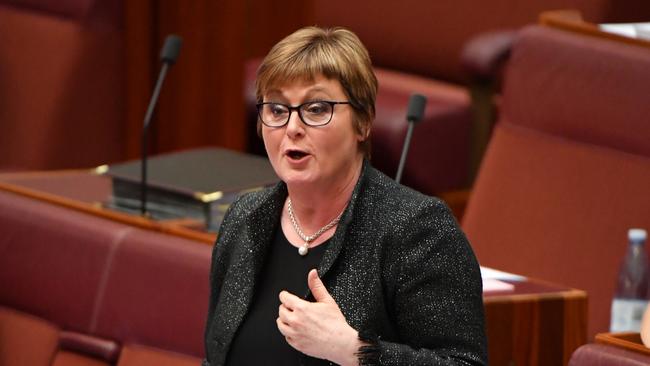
[257,121,264,139]
[356,121,371,142]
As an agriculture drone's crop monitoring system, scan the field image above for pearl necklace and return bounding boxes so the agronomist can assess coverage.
[287,198,344,256]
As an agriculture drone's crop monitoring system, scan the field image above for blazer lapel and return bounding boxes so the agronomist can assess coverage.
[215,183,286,356]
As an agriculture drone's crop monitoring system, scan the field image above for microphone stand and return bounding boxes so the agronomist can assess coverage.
[140,34,182,217]
[141,63,171,216]
[395,122,415,184]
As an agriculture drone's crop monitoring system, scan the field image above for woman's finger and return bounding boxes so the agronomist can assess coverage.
[279,290,305,311]
[278,304,293,323]
[276,317,291,337]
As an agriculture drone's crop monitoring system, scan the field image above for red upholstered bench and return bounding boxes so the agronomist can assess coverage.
[0,307,60,366]
[0,189,209,365]
[92,229,210,358]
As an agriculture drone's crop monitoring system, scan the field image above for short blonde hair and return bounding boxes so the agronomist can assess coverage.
[256,26,378,158]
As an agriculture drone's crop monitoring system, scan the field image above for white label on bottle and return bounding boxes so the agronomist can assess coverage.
[610,298,648,332]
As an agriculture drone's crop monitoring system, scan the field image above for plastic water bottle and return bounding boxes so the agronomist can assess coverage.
[610,228,650,332]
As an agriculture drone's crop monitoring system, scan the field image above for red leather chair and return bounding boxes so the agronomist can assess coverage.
[0,0,125,171]
[462,24,650,339]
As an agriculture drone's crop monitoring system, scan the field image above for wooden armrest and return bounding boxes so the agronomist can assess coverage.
[539,9,650,49]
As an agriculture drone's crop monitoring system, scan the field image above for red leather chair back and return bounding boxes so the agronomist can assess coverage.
[0,0,125,170]
[462,25,650,338]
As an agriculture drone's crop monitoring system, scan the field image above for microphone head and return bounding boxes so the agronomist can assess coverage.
[160,34,183,65]
[406,93,427,123]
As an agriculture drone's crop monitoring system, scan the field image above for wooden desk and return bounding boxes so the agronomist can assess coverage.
[0,169,216,243]
[484,280,586,365]
[539,9,650,50]
[596,332,650,356]
[0,170,587,365]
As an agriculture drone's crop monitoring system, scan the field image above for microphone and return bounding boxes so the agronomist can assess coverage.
[395,93,427,184]
[141,34,183,216]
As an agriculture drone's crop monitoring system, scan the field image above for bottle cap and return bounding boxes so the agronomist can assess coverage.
[629,228,647,243]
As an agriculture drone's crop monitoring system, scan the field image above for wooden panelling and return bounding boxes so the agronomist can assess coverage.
[122,0,311,160]
[123,0,155,159]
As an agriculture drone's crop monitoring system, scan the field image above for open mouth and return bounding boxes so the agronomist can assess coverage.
[286,150,309,160]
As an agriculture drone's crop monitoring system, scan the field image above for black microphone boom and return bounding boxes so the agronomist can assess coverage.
[395,93,427,184]
[141,34,183,216]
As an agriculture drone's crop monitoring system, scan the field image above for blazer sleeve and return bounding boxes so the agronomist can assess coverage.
[361,199,487,366]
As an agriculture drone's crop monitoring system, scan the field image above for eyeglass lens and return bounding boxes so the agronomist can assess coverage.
[259,102,334,126]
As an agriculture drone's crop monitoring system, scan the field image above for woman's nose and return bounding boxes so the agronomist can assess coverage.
[285,110,305,138]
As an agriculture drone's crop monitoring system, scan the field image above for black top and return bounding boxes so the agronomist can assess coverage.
[226,227,330,365]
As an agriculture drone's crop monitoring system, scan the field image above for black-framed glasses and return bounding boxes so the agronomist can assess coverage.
[256,101,351,127]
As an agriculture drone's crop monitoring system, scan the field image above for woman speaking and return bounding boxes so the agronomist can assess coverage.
[203,26,487,365]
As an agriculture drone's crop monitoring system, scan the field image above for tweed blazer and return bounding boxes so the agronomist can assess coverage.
[204,162,487,365]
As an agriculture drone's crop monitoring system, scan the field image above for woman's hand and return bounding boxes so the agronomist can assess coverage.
[277,269,362,366]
